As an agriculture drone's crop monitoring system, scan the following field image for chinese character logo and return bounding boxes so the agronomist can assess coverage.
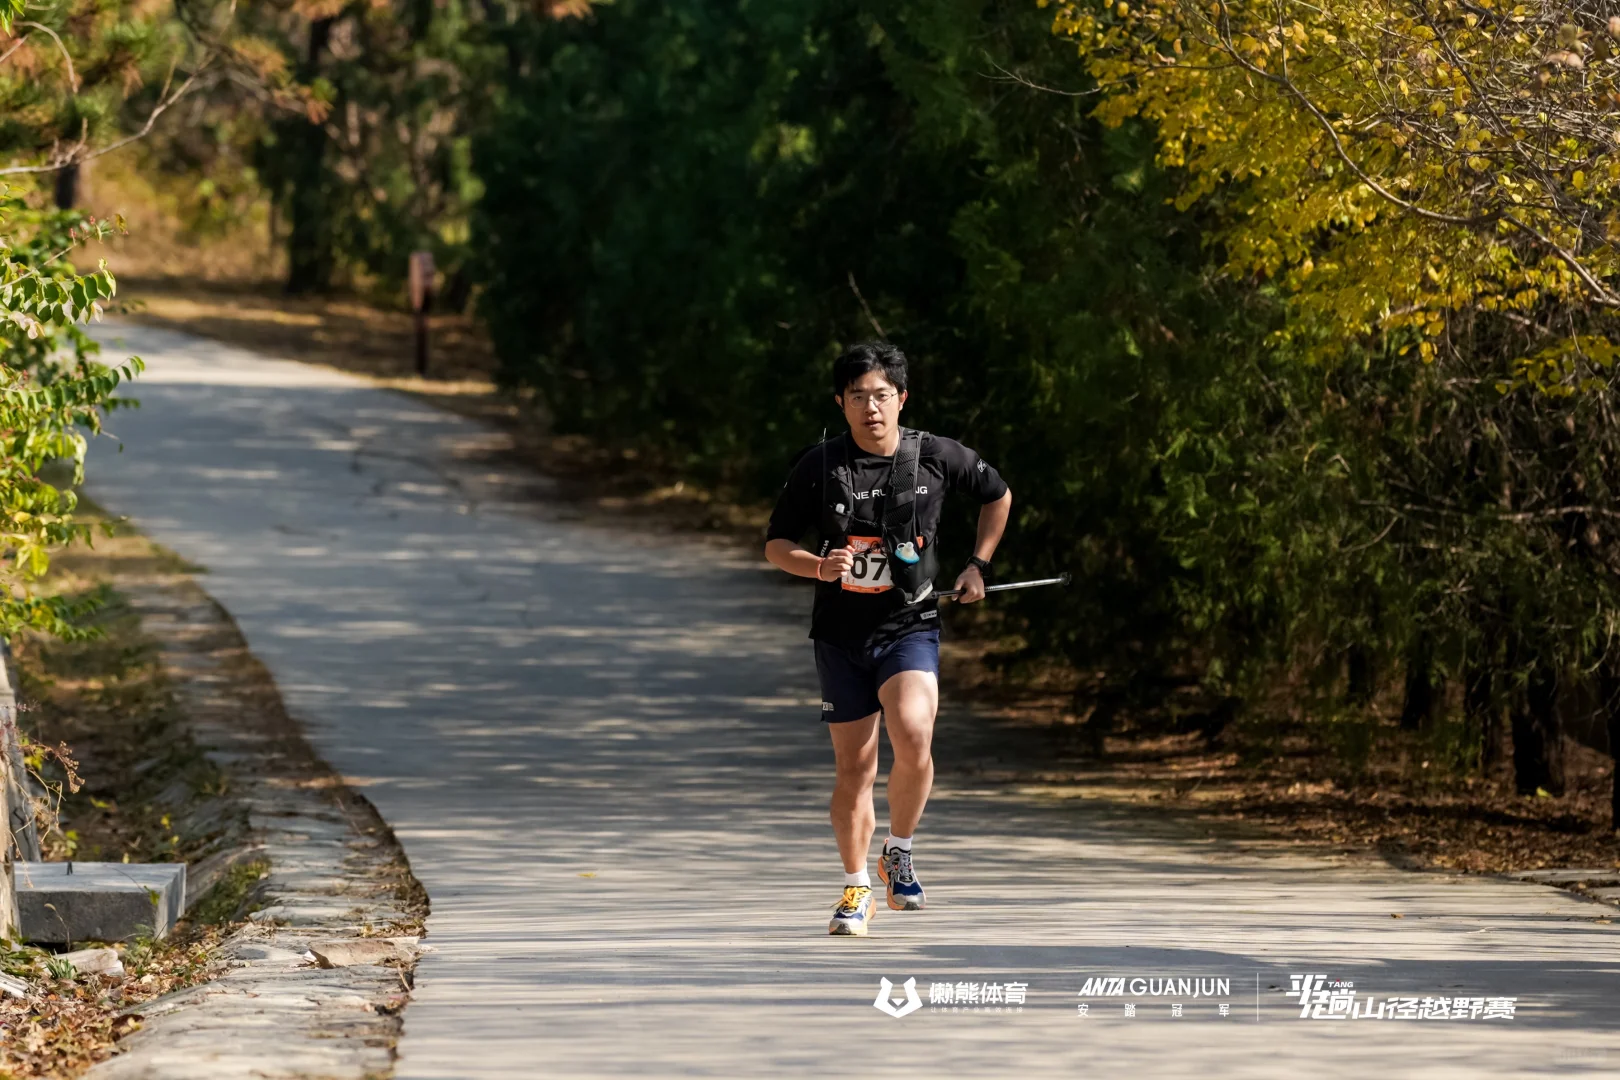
[1284,973,1516,1022]
[873,977,923,1018]
[928,980,1028,1009]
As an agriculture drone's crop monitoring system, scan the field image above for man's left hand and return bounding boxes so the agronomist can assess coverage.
[952,564,986,603]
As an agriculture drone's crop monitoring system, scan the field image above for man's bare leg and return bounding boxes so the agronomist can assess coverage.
[879,670,938,837]
[875,669,937,911]
[827,711,881,874]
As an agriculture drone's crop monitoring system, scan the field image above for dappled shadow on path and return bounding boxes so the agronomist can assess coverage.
[83,323,1620,1079]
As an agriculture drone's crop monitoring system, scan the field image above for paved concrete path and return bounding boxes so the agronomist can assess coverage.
[84,323,1619,1079]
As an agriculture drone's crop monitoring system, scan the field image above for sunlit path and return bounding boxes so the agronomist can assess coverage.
[83,321,1620,1079]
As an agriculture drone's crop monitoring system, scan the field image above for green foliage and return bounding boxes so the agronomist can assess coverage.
[473,0,1291,681]
[248,0,509,298]
[0,195,143,639]
[475,0,1620,799]
[1062,0,1620,795]
[1065,0,1620,381]
[0,0,204,171]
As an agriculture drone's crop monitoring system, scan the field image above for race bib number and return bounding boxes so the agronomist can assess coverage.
[841,536,892,594]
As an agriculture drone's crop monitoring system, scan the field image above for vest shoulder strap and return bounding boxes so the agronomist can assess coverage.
[817,429,931,548]
[819,432,855,551]
[882,428,926,535]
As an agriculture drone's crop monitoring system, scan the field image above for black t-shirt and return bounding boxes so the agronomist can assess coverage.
[766,432,1008,650]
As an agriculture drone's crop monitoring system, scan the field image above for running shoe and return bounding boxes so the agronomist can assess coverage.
[828,885,877,935]
[877,843,926,911]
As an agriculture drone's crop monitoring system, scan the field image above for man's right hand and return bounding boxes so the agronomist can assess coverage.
[818,547,855,582]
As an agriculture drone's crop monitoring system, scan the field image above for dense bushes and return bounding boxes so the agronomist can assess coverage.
[473,0,1620,816]
[473,0,1238,656]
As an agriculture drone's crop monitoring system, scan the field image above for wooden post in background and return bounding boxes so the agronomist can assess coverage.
[409,250,435,377]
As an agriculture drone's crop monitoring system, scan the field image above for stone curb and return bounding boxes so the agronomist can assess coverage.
[87,574,428,1080]
[1504,867,1620,907]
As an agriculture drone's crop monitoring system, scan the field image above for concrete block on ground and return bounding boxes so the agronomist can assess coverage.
[59,947,125,979]
[15,862,185,944]
[1508,868,1619,885]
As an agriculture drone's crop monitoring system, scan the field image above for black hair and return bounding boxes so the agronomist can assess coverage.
[833,340,908,398]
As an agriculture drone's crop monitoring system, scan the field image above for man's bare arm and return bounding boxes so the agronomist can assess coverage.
[766,538,853,582]
[951,488,1012,603]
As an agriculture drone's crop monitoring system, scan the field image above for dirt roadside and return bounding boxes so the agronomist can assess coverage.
[3,503,428,1079]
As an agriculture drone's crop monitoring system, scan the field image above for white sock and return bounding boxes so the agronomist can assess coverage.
[885,834,912,853]
[844,869,871,887]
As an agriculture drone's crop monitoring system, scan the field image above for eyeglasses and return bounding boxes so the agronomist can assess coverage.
[844,390,899,409]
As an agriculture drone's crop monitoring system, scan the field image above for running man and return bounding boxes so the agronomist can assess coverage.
[764,341,1012,936]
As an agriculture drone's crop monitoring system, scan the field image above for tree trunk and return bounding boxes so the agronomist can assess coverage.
[1601,664,1620,832]
[1346,644,1375,707]
[53,162,81,209]
[0,736,14,940]
[1512,662,1566,796]
[284,16,336,296]
[1080,688,1122,758]
[1465,661,1502,772]
[0,639,15,939]
[1611,700,1620,832]
[475,0,522,78]
[1194,695,1242,746]
[1399,638,1440,730]
[0,641,38,864]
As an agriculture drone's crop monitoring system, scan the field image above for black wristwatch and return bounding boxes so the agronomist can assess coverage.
[966,555,992,578]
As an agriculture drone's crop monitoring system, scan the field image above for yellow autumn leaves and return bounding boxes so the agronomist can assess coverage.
[1058,0,1620,387]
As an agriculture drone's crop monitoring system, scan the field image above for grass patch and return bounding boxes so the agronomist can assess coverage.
[188,858,270,926]
[13,582,243,867]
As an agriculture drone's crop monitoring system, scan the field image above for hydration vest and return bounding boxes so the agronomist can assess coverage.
[816,428,939,605]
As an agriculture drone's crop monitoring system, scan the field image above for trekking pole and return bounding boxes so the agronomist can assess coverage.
[936,573,1071,600]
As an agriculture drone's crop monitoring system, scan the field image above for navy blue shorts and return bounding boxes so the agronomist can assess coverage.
[814,629,940,723]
